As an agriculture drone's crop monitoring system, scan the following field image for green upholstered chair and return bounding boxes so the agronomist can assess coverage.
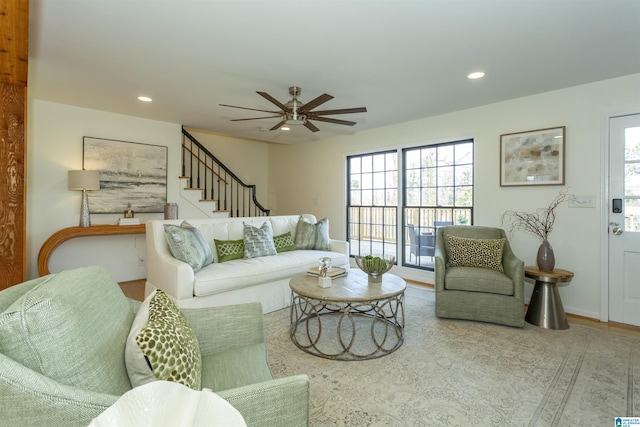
[0,266,309,427]
[434,225,525,327]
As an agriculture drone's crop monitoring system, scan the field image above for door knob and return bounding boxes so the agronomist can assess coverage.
[612,227,623,235]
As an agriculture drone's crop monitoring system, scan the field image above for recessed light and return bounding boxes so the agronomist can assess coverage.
[137,96,152,102]
[281,126,290,131]
[467,72,485,80]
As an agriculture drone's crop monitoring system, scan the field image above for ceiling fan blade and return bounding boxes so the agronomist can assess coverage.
[257,92,291,112]
[312,116,357,126]
[298,94,333,113]
[219,104,281,114]
[304,121,320,132]
[231,115,282,122]
[269,120,287,131]
[313,107,367,115]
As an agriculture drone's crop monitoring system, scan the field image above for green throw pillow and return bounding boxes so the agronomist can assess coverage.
[163,221,213,273]
[294,216,330,250]
[215,239,244,262]
[125,289,202,390]
[446,235,506,272]
[243,221,277,259]
[273,231,297,253]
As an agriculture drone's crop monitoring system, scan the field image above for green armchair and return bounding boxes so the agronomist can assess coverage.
[0,266,309,426]
[434,226,525,327]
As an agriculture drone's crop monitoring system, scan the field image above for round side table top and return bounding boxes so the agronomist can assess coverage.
[524,266,574,283]
[289,269,406,303]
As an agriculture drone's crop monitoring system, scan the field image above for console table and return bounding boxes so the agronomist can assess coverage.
[38,225,146,276]
[524,266,574,330]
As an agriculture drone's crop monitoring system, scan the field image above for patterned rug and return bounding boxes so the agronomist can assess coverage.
[264,285,640,426]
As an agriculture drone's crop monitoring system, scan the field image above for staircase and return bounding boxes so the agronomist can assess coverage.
[180,128,270,218]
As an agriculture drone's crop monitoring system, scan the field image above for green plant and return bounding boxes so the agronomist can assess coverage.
[355,255,395,278]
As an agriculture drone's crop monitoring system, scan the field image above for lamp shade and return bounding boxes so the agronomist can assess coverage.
[68,170,100,191]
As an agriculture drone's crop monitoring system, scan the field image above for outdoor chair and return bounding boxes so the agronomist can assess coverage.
[407,224,435,262]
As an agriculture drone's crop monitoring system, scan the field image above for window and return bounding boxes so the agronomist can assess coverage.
[403,140,474,269]
[347,151,398,259]
[346,140,473,271]
[625,126,640,231]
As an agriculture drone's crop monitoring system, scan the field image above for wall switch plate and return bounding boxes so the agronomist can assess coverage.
[569,195,596,208]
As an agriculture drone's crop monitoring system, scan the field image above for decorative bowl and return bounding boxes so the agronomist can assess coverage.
[354,255,395,283]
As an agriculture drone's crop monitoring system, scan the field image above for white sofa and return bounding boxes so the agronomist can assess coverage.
[145,214,349,313]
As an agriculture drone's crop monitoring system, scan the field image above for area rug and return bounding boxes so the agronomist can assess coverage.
[264,285,640,426]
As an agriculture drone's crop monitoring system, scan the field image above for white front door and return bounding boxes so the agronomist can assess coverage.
[608,113,640,326]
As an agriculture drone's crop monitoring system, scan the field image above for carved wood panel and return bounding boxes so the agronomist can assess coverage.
[0,82,26,289]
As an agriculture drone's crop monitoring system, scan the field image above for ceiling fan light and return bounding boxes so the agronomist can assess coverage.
[285,112,306,125]
[467,71,485,80]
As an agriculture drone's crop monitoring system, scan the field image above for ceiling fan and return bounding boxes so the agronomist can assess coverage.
[220,86,367,132]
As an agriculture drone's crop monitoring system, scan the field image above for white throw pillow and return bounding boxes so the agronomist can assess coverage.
[243,221,277,259]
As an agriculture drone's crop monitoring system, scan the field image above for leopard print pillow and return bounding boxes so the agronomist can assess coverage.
[130,290,202,390]
[446,235,506,272]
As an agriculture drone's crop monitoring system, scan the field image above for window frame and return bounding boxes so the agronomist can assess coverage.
[346,139,474,272]
[402,139,474,270]
[346,150,398,260]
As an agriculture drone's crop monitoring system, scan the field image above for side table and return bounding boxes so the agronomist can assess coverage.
[524,266,574,330]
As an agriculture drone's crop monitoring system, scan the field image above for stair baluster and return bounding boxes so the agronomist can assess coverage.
[181,128,269,217]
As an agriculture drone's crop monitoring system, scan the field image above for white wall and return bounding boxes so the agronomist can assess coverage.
[26,101,274,283]
[26,100,201,282]
[268,73,640,320]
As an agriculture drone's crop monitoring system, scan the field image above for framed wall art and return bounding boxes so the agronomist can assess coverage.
[500,126,565,187]
[82,137,168,213]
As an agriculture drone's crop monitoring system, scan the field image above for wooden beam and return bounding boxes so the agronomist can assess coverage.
[0,0,29,86]
[0,81,26,288]
[0,0,27,288]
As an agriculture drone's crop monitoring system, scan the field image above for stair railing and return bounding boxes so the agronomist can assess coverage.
[182,128,270,217]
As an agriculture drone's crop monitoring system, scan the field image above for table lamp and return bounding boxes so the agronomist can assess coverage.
[68,170,100,227]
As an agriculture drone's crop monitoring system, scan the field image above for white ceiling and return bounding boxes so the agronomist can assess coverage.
[28,0,640,145]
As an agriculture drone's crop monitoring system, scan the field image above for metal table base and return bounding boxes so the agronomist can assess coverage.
[524,267,574,330]
[289,292,405,361]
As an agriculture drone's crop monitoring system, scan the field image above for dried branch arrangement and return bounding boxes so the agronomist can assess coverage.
[501,190,576,241]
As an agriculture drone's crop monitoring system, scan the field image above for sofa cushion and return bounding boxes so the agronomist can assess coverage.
[446,235,505,272]
[444,266,515,296]
[215,239,245,263]
[125,289,202,390]
[0,266,134,396]
[243,221,277,259]
[294,216,330,250]
[164,221,213,273]
[273,231,296,253]
[193,249,348,297]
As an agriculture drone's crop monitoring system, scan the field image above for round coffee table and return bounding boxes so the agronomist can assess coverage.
[289,269,406,361]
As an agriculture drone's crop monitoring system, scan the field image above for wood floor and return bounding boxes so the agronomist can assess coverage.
[120,278,640,339]
[118,278,146,302]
